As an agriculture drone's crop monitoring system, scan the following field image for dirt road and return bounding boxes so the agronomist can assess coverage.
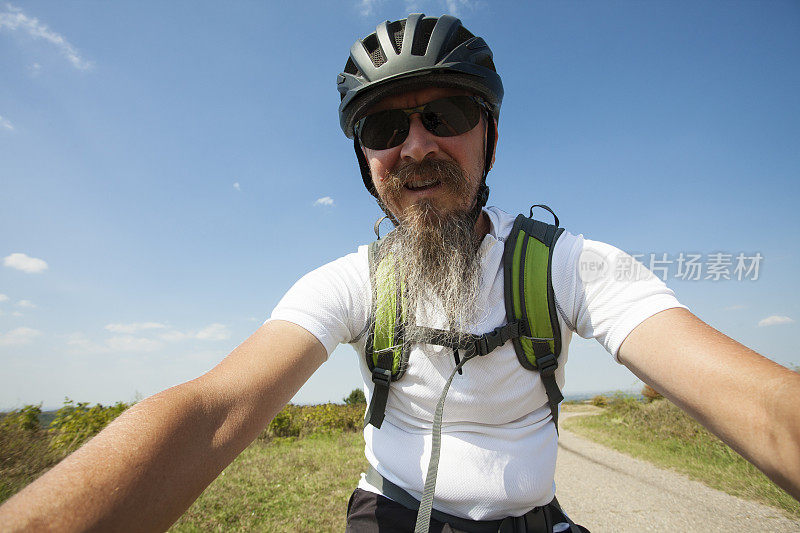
[554,411,799,532]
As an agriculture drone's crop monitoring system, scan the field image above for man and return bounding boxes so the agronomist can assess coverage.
[1,13,798,533]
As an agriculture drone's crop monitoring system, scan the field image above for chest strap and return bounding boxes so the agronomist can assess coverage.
[364,321,526,429]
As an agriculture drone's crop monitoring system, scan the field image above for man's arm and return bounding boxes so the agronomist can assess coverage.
[0,319,327,532]
[618,307,800,500]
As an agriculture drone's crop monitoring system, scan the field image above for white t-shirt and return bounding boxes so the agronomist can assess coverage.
[269,207,687,520]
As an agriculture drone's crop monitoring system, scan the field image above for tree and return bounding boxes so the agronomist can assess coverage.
[343,388,366,405]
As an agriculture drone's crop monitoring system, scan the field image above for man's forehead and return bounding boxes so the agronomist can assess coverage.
[367,86,472,114]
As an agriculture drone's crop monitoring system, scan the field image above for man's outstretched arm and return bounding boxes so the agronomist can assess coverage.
[618,307,800,501]
[0,319,326,532]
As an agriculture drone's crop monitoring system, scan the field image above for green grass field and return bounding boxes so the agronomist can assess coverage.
[564,397,800,519]
[3,398,798,529]
[170,431,367,532]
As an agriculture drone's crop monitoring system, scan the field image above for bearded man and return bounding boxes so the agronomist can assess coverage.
[1,13,799,533]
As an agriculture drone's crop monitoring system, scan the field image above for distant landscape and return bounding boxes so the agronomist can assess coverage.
[2,389,797,529]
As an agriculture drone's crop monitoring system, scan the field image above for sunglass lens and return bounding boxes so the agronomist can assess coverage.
[357,96,484,150]
[422,96,481,137]
[359,109,409,150]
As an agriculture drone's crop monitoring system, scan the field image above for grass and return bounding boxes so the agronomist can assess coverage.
[1,400,368,531]
[169,431,367,532]
[0,425,63,503]
[5,397,798,528]
[564,396,800,519]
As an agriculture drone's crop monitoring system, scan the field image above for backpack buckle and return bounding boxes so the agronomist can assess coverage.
[536,353,558,377]
[371,367,392,386]
[475,322,523,356]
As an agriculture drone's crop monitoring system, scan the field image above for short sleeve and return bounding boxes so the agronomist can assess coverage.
[552,232,689,361]
[267,247,371,357]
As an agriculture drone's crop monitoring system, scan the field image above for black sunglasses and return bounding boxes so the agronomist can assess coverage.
[355,95,489,151]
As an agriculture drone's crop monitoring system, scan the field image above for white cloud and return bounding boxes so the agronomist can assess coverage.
[314,196,335,207]
[195,323,231,341]
[159,324,232,342]
[158,330,189,342]
[16,299,35,308]
[233,182,241,192]
[444,0,476,16]
[104,322,166,334]
[357,0,380,16]
[757,315,795,327]
[404,0,421,13]
[3,252,48,273]
[106,335,163,353]
[0,115,13,131]
[28,61,41,75]
[67,322,232,354]
[66,332,109,355]
[0,293,8,302]
[67,332,162,355]
[0,326,42,346]
[12,311,23,317]
[0,4,93,70]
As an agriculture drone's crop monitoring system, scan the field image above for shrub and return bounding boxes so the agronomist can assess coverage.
[48,398,131,455]
[262,403,363,440]
[641,384,664,402]
[343,388,366,406]
[268,407,302,438]
[1,405,42,432]
[0,406,58,504]
[589,395,609,407]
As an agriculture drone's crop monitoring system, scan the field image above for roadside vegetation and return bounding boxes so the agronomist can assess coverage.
[565,388,800,519]
[0,391,368,531]
[0,399,133,503]
[4,386,798,528]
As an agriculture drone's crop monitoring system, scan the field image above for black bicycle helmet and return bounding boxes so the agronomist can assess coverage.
[337,14,503,208]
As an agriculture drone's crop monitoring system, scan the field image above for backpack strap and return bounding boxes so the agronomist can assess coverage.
[503,207,565,431]
[364,240,410,429]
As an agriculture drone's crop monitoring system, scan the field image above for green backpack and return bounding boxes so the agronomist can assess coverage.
[363,205,566,433]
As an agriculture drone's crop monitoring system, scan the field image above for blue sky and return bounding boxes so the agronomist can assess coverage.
[1,1,798,409]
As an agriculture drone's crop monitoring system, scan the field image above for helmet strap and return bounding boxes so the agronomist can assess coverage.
[355,137,400,228]
[470,111,495,222]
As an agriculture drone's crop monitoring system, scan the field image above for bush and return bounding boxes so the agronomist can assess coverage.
[1,405,42,432]
[0,405,58,503]
[641,384,664,402]
[48,398,131,455]
[589,395,609,407]
[343,388,366,406]
[262,403,363,440]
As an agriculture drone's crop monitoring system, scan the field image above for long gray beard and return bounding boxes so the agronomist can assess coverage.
[378,201,483,349]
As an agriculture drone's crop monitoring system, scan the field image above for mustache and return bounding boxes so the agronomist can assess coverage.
[383,158,466,197]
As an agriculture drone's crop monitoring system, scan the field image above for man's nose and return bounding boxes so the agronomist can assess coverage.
[399,114,439,162]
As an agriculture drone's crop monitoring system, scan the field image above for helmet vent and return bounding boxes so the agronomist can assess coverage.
[344,57,361,76]
[410,18,437,56]
[362,34,387,67]
[388,20,405,55]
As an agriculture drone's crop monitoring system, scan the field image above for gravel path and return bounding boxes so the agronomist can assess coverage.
[554,412,799,532]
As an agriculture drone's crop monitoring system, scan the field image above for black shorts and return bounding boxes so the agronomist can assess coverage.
[345,488,462,533]
[345,488,589,533]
